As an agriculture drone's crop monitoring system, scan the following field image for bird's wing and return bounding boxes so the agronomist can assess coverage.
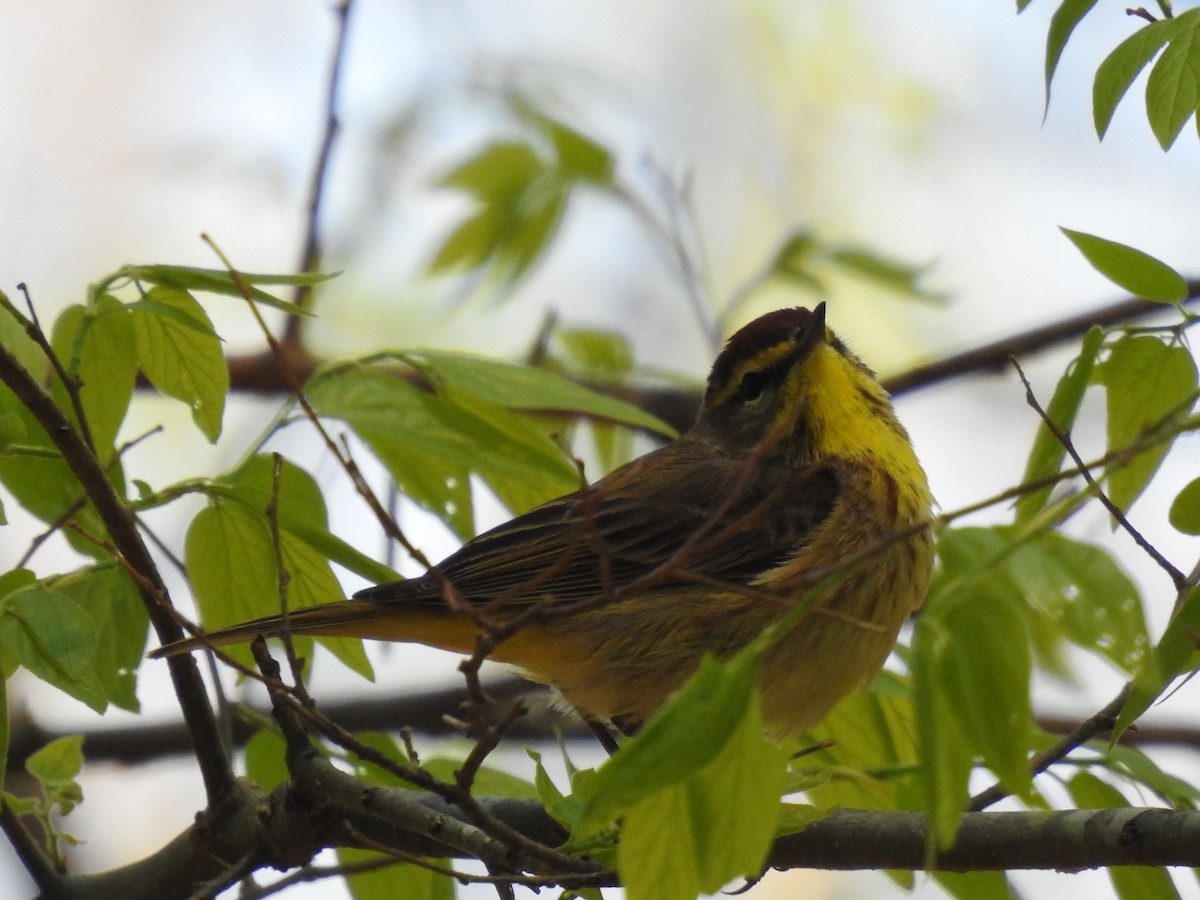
[355,439,839,611]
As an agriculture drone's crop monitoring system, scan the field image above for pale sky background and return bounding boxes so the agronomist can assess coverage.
[2,1,1200,898]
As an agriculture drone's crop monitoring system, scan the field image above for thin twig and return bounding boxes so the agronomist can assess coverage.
[287,0,355,338]
[1013,357,1186,590]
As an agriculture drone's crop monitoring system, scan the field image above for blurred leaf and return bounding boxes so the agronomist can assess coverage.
[1015,326,1103,526]
[339,847,455,900]
[130,286,229,442]
[495,187,566,281]
[439,141,541,199]
[1103,742,1200,809]
[528,111,614,185]
[1067,772,1182,900]
[1146,14,1200,149]
[1044,0,1101,112]
[428,206,505,274]
[243,727,289,791]
[1117,582,1200,737]
[1061,229,1187,302]
[1007,531,1149,675]
[1094,334,1197,511]
[405,350,673,436]
[826,246,940,301]
[307,365,580,522]
[120,264,322,315]
[1169,476,1200,534]
[932,871,1011,900]
[554,328,634,380]
[420,757,540,800]
[1094,12,1198,138]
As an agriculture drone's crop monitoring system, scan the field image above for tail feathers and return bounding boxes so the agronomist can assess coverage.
[150,600,414,659]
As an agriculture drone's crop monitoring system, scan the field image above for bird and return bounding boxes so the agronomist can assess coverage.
[154,303,933,738]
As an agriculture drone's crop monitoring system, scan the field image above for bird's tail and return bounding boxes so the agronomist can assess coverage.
[149,600,447,659]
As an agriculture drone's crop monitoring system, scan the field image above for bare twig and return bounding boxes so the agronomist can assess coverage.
[287,0,355,338]
[1013,358,1187,590]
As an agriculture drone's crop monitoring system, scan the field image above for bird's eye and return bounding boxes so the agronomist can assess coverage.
[738,369,767,402]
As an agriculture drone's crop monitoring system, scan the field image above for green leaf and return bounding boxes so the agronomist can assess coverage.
[1117,582,1200,737]
[120,264,321,316]
[1103,742,1200,808]
[50,296,137,459]
[404,351,674,436]
[540,117,614,185]
[1067,772,1182,900]
[932,871,1011,900]
[1094,12,1198,138]
[826,246,939,301]
[225,454,400,589]
[1007,532,1149,675]
[573,647,762,836]
[50,566,147,711]
[339,847,455,900]
[25,735,84,815]
[439,142,542,200]
[420,757,540,800]
[243,727,289,791]
[914,528,1039,845]
[1169,476,1200,534]
[1146,13,1200,149]
[185,498,373,678]
[0,588,106,712]
[495,186,566,281]
[1094,334,1197,512]
[1015,326,1104,526]
[1044,0,1101,113]
[131,286,229,441]
[616,690,785,900]
[427,206,505,275]
[306,365,580,522]
[1060,229,1187,303]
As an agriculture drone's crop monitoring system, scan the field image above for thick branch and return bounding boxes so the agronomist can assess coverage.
[36,793,1200,899]
[0,343,234,803]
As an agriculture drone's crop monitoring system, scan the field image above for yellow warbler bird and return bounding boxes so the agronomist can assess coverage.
[155,304,933,737]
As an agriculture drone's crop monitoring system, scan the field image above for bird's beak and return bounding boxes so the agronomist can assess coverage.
[790,302,828,364]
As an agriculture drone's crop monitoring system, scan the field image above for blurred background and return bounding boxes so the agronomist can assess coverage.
[2,0,1200,897]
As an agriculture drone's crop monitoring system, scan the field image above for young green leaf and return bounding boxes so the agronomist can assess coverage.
[1116,583,1200,737]
[1094,11,1198,138]
[1145,14,1200,149]
[1067,772,1183,900]
[572,647,762,836]
[1060,229,1187,303]
[0,587,106,711]
[185,498,372,678]
[439,141,542,199]
[1169,476,1200,534]
[616,690,785,900]
[338,848,455,900]
[50,296,137,459]
[403,350,674,436]
[1043,0,1102,113]
[1094,334,1197,512]
[121,264,322,315]
[1015,326,1104,526]
[130,286,229,442]
[25,735,85,814]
